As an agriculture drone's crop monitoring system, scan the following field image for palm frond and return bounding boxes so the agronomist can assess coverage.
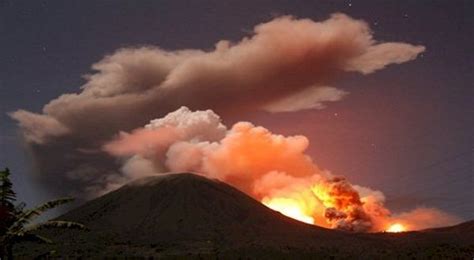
[26,197,74,218]
[14,202,26,213]
[2,221,85,245]
[8,197,74,234]
[2,229,52,245]
[26,220,87,232]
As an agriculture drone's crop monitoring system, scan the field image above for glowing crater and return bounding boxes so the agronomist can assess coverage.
[386,223,406,233]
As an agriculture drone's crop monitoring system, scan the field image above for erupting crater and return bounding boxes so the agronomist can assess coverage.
[262,197,314,225]
[386,223,406,233]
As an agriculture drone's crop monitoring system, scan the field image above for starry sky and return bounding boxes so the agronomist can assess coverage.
[0,0,472,220]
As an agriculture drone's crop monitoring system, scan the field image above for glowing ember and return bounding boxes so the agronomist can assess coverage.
[263,197,314,224]
[386,223,405,233]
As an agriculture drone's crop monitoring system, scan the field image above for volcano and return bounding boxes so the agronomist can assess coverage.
[53,173,352,247]
[16,173,474,258]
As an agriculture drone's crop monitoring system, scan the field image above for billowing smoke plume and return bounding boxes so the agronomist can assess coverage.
[103,107,461,232]
[8,13,449,231]
[11,14,425,144]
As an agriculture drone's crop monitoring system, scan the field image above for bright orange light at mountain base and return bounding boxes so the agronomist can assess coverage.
[263,197,314,224]
[386,223,406,233]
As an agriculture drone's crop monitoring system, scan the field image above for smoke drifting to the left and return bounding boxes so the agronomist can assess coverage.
[9,14,458,232]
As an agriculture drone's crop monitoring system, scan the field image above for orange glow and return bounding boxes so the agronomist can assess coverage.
[386,223,406,233]
[312,184,334,208]
[263,197,314,224]
[103,107,462,233]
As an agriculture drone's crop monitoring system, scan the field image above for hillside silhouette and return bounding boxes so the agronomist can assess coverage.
[15,173,473,258]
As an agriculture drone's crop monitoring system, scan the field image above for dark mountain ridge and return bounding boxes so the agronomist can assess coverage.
[59,173,348,245]
[15,173,473,258]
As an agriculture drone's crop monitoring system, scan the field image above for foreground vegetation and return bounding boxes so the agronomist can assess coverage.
[0,167,86,259]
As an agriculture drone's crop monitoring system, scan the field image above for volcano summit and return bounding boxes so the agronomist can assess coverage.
[16,173,473,258]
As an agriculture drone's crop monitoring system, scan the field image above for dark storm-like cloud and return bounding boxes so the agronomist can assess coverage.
[10,14,424,197]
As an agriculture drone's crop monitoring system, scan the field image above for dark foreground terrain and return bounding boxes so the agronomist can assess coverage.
[16,173,473,258]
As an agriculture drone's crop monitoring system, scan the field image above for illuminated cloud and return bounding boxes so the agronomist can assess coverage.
[263,86,349,112]
[390,207,463,231]
[12,14,424,144]
[10,110,70,144]
[102,107,461,232]
[9,14,425,212]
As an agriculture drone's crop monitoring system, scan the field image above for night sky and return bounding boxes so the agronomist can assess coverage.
[1,0,472,220]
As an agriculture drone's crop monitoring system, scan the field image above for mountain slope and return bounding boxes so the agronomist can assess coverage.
[14,173,474,258]
[58,172,350,247]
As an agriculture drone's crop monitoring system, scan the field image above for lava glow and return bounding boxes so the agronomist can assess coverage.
[263,197,314,225]
[386,223,406,233]
[103,107,462,233]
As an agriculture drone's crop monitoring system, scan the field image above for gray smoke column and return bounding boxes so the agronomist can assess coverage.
[10,14,425,207]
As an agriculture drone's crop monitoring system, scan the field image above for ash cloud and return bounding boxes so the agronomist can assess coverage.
[391,207,463,231]
[101,106,461,232]
[10,14,426,213]
[263,86,348,112]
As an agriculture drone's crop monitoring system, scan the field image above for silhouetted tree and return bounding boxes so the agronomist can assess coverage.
[0,168,16,237]
[0,168,86,259]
